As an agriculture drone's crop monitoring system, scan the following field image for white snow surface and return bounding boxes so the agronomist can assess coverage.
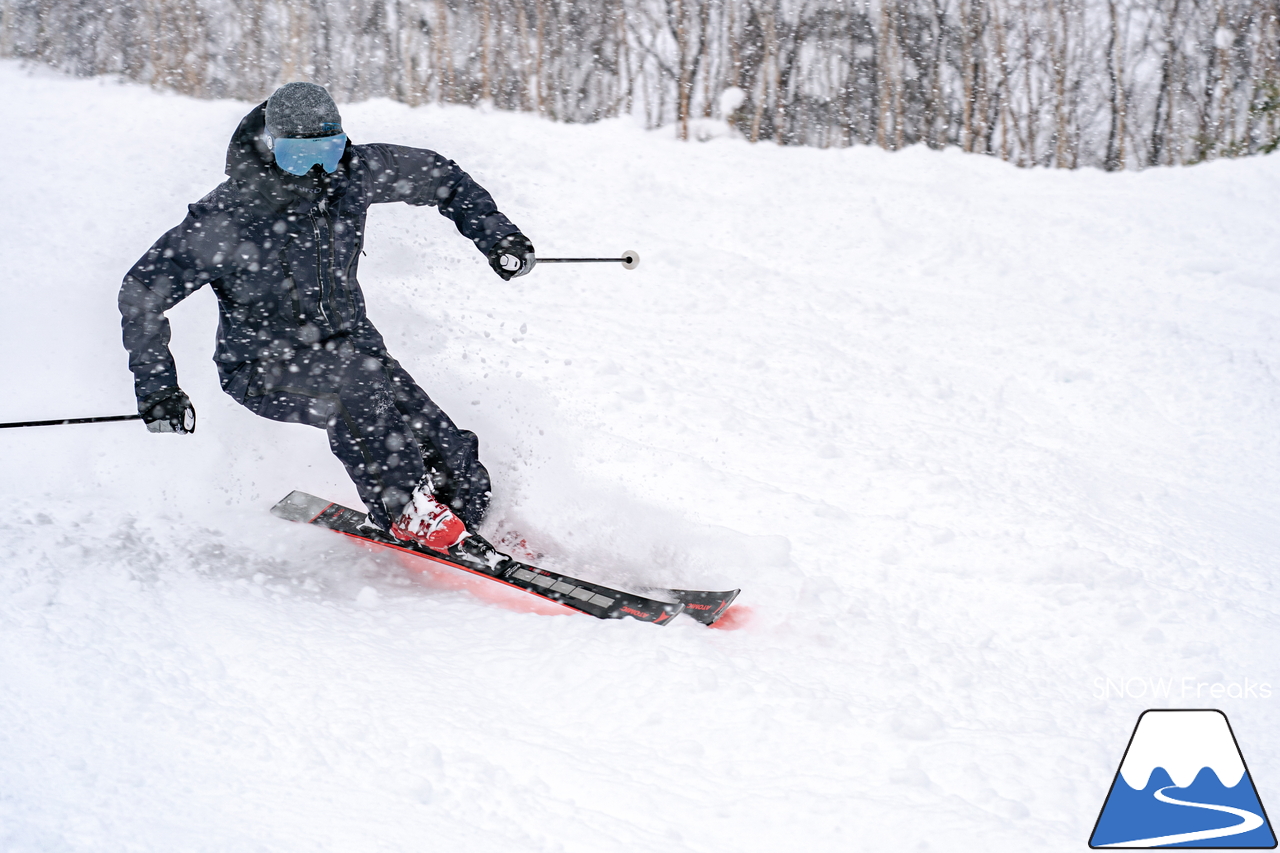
[3,61,1280,851]
[1118,710,1246,790]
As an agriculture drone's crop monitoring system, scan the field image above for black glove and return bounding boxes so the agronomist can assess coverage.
[140,387,196,434]
[487,233,536,281]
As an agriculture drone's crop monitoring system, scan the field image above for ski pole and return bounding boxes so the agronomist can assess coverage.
[538,250,640,270]
[0,413,143,430]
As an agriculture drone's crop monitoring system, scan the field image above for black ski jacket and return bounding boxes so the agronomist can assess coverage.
[119,103,521,404]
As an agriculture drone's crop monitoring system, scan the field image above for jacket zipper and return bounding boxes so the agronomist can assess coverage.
[342,232,363,318]
[323,212,343,325]
[310,209,332,328]
[276,239,306,326]
[280,258,304,324]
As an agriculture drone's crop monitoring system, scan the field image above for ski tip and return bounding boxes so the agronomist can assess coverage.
[656,602,684,624]
[708,604,752,631]
[613,600,684,625]
[663,588,741,626]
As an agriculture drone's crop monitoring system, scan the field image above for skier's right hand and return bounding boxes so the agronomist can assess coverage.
[140,387,197,434]
[487,233,536,281]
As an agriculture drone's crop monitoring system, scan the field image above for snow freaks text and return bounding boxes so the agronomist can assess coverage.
[1094,678,1274,701]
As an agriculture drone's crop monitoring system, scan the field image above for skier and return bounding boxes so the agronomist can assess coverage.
[118,82,535,570]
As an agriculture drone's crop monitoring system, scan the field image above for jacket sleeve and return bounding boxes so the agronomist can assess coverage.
[119,203,236,403]
[355,143,520,256]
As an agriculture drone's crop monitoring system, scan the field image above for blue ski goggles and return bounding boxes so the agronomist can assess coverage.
[271,133,348,176]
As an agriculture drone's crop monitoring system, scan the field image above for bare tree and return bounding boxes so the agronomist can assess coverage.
[6,0,1280,169]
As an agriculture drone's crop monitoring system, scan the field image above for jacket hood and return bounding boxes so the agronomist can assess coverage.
[225,102,350,209]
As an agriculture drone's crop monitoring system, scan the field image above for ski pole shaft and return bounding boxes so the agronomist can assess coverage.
[0,413,143,430]
[538,250,640,270]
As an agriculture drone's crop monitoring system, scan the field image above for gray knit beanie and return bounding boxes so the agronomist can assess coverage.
[265,82,343,139]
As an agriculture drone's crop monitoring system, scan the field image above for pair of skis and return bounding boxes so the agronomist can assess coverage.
[270,491,739,626]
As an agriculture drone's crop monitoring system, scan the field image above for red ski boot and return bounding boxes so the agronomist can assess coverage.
[391,486,510,575]
[391,488,468,552]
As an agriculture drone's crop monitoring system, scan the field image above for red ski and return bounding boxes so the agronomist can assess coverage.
[271,491,738,626]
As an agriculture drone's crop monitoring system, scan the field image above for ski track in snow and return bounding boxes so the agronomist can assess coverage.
[2,61,1280,851]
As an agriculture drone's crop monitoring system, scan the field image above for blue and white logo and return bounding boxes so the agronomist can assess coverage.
[1090,709,1276,848]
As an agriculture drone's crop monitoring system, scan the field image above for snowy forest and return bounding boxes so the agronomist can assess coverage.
[4,0,1280,170]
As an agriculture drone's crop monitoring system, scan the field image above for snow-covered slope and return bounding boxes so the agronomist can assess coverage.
[2,61,1279,852]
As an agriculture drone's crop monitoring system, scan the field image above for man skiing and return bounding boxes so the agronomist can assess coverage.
[119,82,534,570]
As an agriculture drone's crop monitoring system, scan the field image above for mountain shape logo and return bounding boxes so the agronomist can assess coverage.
[1090,709,1276,848]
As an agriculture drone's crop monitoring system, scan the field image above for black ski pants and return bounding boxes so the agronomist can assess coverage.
[240,339,491,531]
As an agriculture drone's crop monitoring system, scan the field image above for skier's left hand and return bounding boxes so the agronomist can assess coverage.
[488,233,536,281]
